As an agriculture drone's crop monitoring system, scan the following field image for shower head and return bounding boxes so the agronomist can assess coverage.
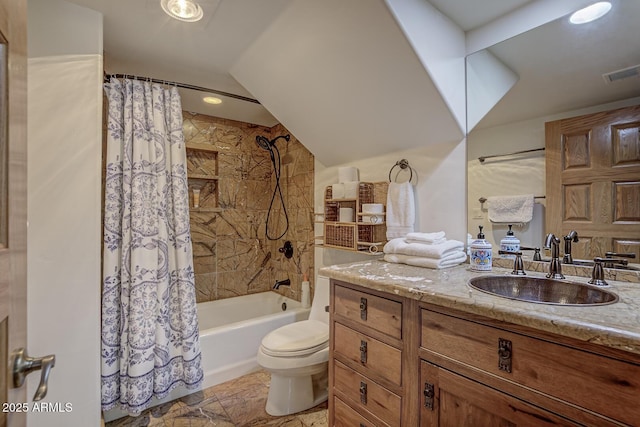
[255,134,291,151]
[256,135,272,151]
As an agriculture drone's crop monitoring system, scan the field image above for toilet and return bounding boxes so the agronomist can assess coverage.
[257,275,330,416]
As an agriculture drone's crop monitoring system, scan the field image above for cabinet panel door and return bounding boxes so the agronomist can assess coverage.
[420,361,580,427]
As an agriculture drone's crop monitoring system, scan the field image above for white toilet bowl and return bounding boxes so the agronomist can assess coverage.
[257,276,330,416]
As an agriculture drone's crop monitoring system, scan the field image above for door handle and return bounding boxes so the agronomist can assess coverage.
[10,348,56,401]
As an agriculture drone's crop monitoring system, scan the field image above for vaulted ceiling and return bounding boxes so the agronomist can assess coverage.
[62,0,640,164]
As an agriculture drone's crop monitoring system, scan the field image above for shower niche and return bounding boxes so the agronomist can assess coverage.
[186,142,220,212]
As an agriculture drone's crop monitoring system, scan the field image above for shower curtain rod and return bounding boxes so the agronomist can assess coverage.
[103,73,261,104]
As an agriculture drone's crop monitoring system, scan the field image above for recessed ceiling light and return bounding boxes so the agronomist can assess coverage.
[203,96,222,105]
[569,2,612,24]
[161,0,203,23]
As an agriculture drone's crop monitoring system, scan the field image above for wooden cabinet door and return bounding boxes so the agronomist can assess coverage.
[419,361,580,427]
[546,105,640,260]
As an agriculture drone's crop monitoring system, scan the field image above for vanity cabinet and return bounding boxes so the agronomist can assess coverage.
[419,304,640,427]
[329,280,420,426]
[327,279,640,427]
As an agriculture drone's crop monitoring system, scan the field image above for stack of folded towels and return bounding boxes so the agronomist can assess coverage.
[383,231,467,269]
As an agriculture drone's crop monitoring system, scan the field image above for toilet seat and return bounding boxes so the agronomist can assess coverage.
[260,320,329,357]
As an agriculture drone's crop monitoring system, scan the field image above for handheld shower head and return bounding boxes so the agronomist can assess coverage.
[256,135,272,151]
[255,134,290,151]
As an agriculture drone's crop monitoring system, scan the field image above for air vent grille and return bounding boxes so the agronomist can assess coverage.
[602,65,640,84]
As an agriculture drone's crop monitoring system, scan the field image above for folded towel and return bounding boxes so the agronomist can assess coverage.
[386,182,415,239]
[383,238,464,259]
[405,231,446,244]
[487,194,534,224]
[384,251,467,269]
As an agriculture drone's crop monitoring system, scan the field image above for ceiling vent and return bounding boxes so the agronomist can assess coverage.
[602,64,640,84]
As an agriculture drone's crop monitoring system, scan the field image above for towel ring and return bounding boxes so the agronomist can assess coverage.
[388,159,414,183]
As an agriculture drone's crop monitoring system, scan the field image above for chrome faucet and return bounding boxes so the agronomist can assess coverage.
[273,278,291,290]
[544,233,565,279]
[563,231,579,264]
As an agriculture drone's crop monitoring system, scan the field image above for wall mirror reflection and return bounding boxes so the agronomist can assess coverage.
[466,0,640,266]
[0,31,8,249]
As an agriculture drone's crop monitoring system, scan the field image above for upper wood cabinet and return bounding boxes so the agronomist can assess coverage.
[545,104,640,260]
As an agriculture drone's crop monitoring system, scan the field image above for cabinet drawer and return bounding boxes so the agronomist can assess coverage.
[421,309,640,426]
[334,322,402,386]
[334,285,402,339]
[334,361,401,427]
[334,396,388,427]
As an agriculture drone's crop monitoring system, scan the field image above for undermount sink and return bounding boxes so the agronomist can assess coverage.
[468,275,618,306]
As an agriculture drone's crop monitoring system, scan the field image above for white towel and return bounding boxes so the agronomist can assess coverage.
[405,231,446,245]
[386,182,415,239]
[383,238,464,259]
[384,252,467,269]
[487,194,534,224]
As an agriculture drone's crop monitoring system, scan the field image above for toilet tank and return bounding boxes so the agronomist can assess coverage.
[309,275,330,325]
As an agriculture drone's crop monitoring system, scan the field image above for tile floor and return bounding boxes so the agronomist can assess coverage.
[105,370,328,427]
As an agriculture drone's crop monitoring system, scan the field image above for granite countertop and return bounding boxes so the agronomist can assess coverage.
[319,260,640,356]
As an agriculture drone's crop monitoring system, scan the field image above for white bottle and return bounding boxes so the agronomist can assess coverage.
[301,273,311,308]
[500,224,520,259]
[470,225,492,271]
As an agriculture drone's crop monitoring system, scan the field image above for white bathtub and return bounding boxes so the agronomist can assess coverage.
[105,291,309,422]
[197,291,310,388]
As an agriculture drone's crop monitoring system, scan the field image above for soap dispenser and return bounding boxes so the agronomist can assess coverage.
[500,225,520,259]
[470,225,492,271]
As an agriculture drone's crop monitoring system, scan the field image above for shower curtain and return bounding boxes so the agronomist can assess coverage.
[101,78,203,415]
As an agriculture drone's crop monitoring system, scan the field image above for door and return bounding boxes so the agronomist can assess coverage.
[0,1,28,426]
[546,105,640,261]
[419,361,579,427]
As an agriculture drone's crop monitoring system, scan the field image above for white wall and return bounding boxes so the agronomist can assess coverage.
[231,0,463,166]
[467,96,640,251]
[27,1,103,426]
[385,0,466,133]
[315,140,467,273]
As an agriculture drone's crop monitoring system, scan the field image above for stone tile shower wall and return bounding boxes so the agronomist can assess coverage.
[183,113,314,303]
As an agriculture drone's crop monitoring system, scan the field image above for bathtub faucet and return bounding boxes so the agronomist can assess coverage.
[273,279,291,290]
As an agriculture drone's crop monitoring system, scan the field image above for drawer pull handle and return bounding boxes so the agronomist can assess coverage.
[360,297,368,321]
[359,340,367,364]
[423,382,435,410]
[360,381,367,405]
[360,424,367,427]
[498,338,512,373]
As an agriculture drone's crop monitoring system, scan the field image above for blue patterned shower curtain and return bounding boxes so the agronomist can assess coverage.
[101,78,203,415]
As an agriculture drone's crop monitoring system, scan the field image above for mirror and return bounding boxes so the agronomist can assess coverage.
[466,0,640,254]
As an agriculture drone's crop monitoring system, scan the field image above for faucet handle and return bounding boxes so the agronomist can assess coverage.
[519,246,541,261]
[589,258,608,287]
[605,252,636,259]
[498,250,525,275]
